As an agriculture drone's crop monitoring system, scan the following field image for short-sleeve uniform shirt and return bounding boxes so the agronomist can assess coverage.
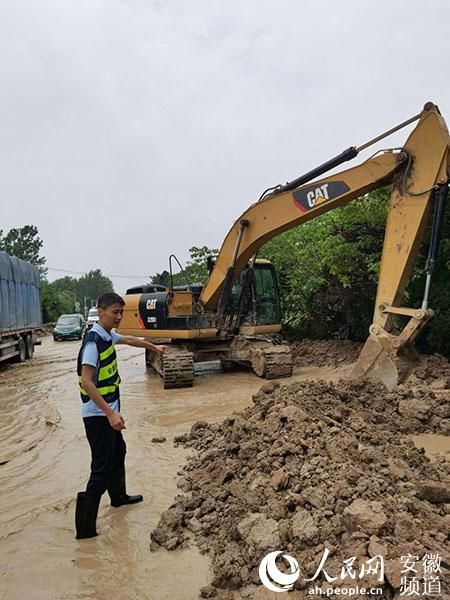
[81,322,122,417]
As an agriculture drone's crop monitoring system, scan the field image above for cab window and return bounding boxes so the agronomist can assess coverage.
[254,266,281,324]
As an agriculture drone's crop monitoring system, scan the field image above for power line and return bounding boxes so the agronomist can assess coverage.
[47,266,149,279]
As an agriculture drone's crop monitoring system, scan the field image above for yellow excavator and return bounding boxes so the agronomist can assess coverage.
[118,102,449,389]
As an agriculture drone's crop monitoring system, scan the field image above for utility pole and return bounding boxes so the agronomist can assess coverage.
[72,292,81,313]
[84,296,92,318]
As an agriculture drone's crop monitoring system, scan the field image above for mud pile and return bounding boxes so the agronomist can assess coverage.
[291,339,363,368]
[406,353,450,389]
[291,340,450,391]
[151,379,450,598]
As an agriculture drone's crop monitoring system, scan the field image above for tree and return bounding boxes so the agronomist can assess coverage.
[40,281,74,322]
[41,271,114,321]
[50,271,113,311]
[260,189,390,339]
[0,225,47,275]
[150,270,171,287]
[51,275,77,294]
[183,246,219,284]
[76,270,114,305]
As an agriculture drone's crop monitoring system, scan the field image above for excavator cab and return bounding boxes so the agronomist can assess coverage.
[230,260,282,327]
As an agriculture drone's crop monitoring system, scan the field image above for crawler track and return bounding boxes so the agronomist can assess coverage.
[260,344,293,379]
[161,349,194,389]
[248,343,293,379]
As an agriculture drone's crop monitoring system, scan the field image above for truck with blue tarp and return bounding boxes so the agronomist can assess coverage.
[0,250,42,363]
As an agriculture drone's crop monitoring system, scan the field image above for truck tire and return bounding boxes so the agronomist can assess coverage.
[25,334,34,359]
[14,337,27,363]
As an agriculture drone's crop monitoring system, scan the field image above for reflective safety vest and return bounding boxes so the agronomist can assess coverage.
[77,331,121,404]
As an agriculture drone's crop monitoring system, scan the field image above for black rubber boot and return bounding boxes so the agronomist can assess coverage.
[75,492,100,539]
[108,467,143,507]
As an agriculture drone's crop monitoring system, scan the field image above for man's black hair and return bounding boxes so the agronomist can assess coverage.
[97,292,125,309]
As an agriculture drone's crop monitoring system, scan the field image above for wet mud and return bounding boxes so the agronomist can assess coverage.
[405,353,450,389]
[152,371,450,598]
[1,338,449,599]
[291,339,363,368]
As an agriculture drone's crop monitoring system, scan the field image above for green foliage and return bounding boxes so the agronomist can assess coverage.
[0,224,47,275]
[46,270,114,319]
[261,189,390,340]
[150,246,219,288]
[150,270,171,287]
[51,276,77,294]
[40,281,74,322]
[75,270,114,303]
[405,204,450,355]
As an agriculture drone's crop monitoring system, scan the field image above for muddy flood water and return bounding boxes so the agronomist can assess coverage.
[0,337,341,600]
[0,338,447,600]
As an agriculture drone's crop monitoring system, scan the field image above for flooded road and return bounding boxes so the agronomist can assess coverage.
[0,337,346,600]
[3,339,447,599]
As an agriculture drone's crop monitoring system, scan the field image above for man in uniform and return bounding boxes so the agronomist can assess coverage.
[75,292,164,539]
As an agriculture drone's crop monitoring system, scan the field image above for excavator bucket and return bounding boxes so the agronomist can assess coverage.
[349,335,418,391]
[350,336,398,390]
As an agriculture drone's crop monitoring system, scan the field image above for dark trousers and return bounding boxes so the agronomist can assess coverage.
[83,416,126,498]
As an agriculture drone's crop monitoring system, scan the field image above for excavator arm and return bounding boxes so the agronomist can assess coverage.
[199,102,450,388]
[199,150,404,309]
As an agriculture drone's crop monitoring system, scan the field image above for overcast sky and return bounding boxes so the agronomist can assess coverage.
[1,0,449,293]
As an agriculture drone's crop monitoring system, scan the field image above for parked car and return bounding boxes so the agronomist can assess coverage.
[53,314,85,341]
[86,307,99,330]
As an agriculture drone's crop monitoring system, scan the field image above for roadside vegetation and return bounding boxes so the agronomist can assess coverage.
[0,226,113,321]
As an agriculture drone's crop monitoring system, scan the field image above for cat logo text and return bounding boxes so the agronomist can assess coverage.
[293,181,350,213]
